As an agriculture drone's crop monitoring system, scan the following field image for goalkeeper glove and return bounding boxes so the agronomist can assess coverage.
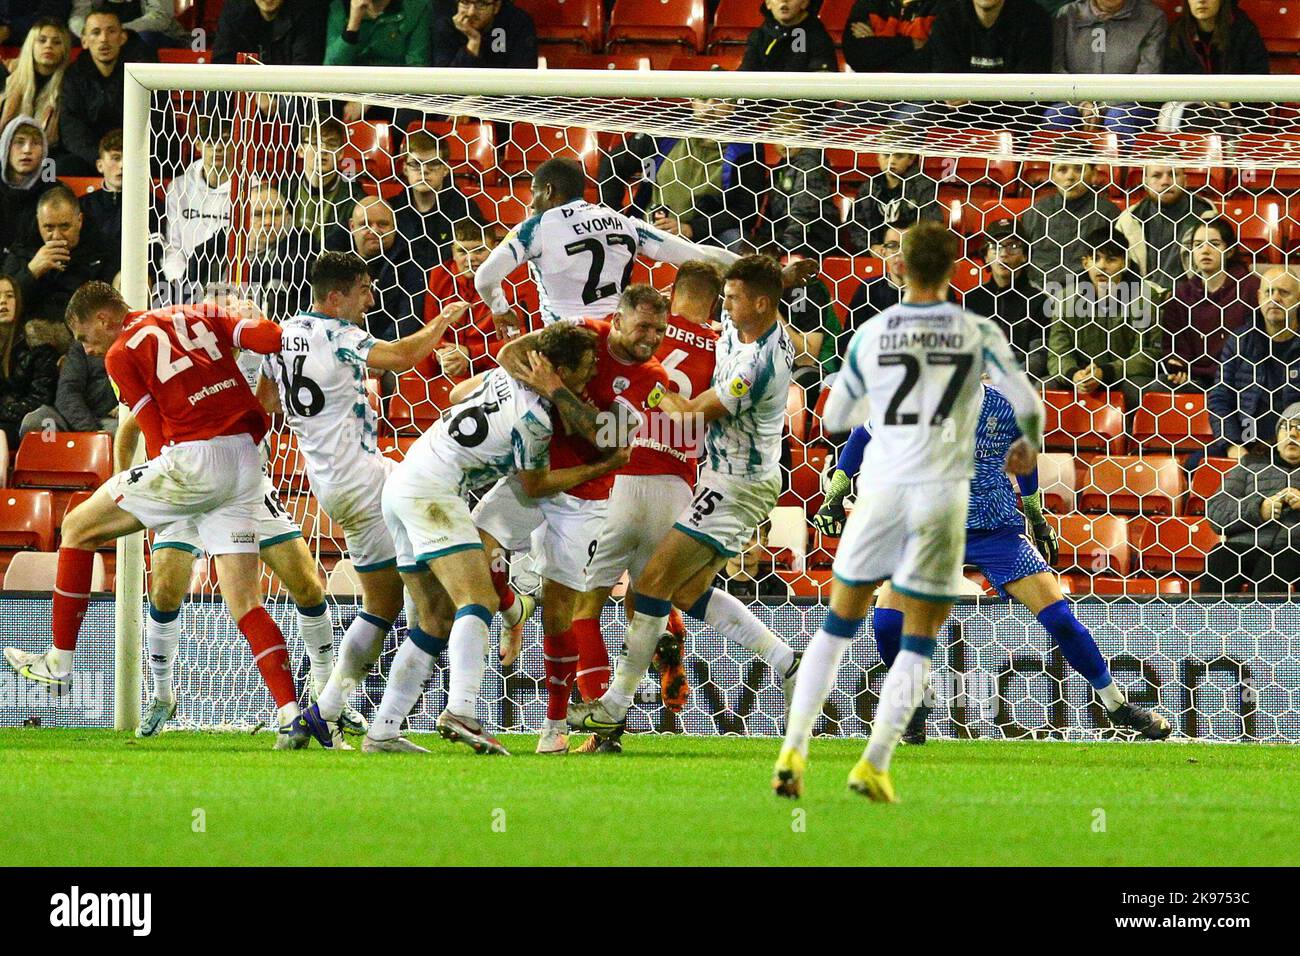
[813,498,846,537]
[1029,515,1058,565]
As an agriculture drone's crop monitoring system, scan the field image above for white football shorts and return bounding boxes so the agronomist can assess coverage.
[586,473,693,589]
[313,455,397,573]
[152,470,300,557]
[382,462,483,571]
[832,479,971,602]
[672,468,780,558]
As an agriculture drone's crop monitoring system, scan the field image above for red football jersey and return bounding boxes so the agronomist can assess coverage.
[105,304,283,455]
[549,317,668,501]
[622,313,719,485]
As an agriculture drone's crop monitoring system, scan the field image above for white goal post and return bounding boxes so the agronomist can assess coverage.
[113,65,1300,738]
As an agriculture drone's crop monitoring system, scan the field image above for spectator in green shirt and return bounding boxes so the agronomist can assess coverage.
[325,0,433,68]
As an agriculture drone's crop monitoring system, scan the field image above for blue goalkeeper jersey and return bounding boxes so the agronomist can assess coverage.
[839,383,1030,531]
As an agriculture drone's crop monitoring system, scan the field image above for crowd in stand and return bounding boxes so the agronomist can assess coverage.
[1,0,1299,594]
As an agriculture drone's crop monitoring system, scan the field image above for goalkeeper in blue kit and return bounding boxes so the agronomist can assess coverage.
[813,383,1172,742]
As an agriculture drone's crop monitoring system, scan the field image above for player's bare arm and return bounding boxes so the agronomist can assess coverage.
[255,374,282,414]
[656,386,729,424]
[366,302,469,372]
[448,372,486,405]
[113,409,142,474]
[517,445,631,499]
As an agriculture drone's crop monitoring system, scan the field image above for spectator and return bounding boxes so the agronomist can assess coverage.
[58,4,157,175]
[0,115,54,258]
[841,0,942,73]
[1161,0,1269,133]
[1203,409,1300,594]
[0,3,73,46]
[741,0,836,72]
[755,114,838,257]
[0,272,68,446]
[0,19,72,172]
[1046,226,1161,409]
[70,0,188,49]
[18,335,119,437]
[1159,217,1258,390]
[1050,0,1167,136]
[598,99,766,250]
[159,115,235,299]
[1018,154,1122,291]
[3,185,119,323]
[213,0,329,66]
[293,117,364,235]
[418,219,521,382]
[1115,165,1215,297]
[81,128,123,250]
[395,129,482,273]
[846,223,906,331]
[431,0,538,68]
[1209,268,1300,459]
[846,151,940,254]
[325,0,433,68]
[188,181,318,323]
[326,194,428,340]
[782,266,842,397]
[926,0,1053,73]
[964,219,1051,378]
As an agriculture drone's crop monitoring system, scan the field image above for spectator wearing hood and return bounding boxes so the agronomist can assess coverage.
[1204,407,1300,594]
[393,129,482,273]
[741,0,836,72]
[431,0,538,68]
[0,115,54,257]
[841,0,942,73]
[187,182,318,323]
[326,195,428,340]
[0,272,69,446]
[1158,216,1257,391]
[2,185,119,324]
[213,0,328,65]
[1209,268,1300,459]
[58,4,157,174]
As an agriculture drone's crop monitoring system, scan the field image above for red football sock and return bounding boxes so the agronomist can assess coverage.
[238,607,297,708]
[543,629,578,721]
[666,607,686,640]
[490,567,516,614]
[572,617,610,701]
[52,547,96,652]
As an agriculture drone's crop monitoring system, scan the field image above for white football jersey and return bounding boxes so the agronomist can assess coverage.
[264,311,382,492]
[835,301,1043,486]
[403,368,554,495]
[483,200,675,324]
[704,314,795,481]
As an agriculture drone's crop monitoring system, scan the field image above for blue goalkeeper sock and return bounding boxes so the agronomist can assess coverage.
[872,606,903,667]
[1037,599,1123,709]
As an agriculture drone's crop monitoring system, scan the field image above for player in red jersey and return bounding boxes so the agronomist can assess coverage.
[2,282,311,748]
[572,261,723,748]
[472,285,669,754]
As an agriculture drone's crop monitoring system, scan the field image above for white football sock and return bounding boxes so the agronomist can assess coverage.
[446,610,490,719]
[146,609,181,705]
[865,649,932,773]
[276,701,301,725]
[699,588,795,674]
[783,631,849,756]
[606,607,668,713]
[370,638,436,741]
[317,612,389,721]
[1097,680,1125,711]
[297,604,336,696]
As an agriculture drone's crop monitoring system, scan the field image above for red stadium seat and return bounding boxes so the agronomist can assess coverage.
[157,47,210,65]
[541,52,650,69]
[59,177,100,198]
[516,0,605,52]
[501,124,600,178]
[628,259,678,290]
[379,435,419,463]
[1051,514,1131,575]
[950,259,985,294]
[1079,455,1186,516]
[264,433,308,493]
[1129,516,1221,575]
[922,129,1020,192]
[957,198,1032,237]
[1036,452,1079,513]
[820,256,884,327]
[1186,456,1238,516]
[1131,391,1213,452]
[343,121,394,183]
[387,374,456,434]
[1230,134,1300,192]
[475,183,533,226]
[819,0,856,44]
[1126,132,1227,193]
[409,121,500,186]
[607,0,707,53]
[0,491,55,553]
[11,433,113,489]
[1218,195,1284,263]
[1240,0,1300,53]
[708,0,762,48]
[1043,389,1127,454]
[667,51,744,71]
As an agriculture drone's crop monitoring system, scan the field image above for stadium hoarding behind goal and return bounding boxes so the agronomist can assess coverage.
[111,64,1300,737]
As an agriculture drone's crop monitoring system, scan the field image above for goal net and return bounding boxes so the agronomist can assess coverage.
[116,66,1300,743]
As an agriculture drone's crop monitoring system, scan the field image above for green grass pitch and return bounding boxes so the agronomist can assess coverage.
[2,729,1296,867]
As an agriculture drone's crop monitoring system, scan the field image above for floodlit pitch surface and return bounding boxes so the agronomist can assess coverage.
[3,731,1296,866]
